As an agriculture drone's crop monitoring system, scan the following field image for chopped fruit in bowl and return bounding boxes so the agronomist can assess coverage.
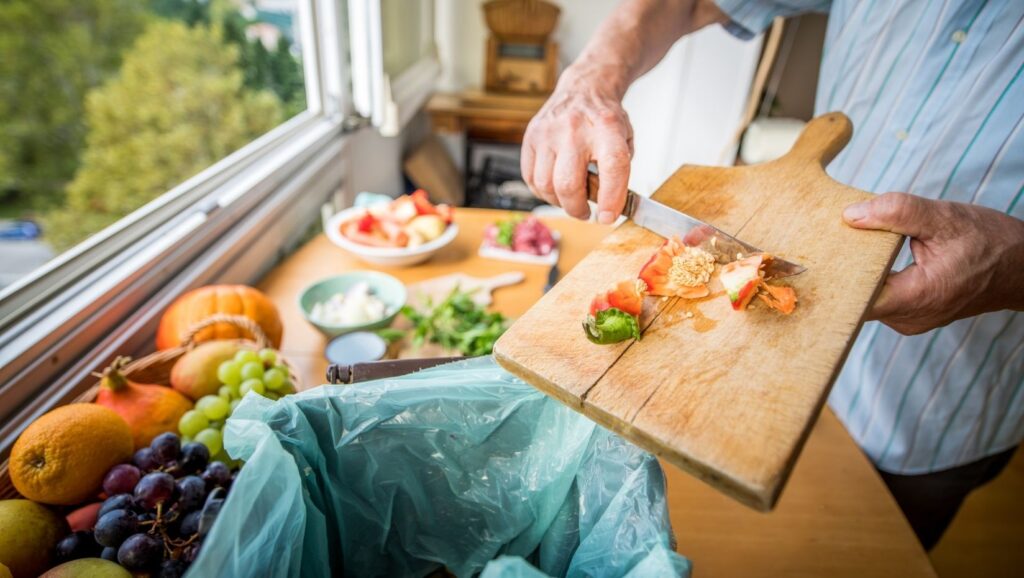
[338,190,453,249]
[326,190,458,267]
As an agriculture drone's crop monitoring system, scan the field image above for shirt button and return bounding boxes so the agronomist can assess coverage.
[896,129,909,141]
[952,30,967,43]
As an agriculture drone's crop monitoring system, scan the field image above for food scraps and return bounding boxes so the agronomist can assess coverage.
[583,279,646,345]
[584,239,797,345]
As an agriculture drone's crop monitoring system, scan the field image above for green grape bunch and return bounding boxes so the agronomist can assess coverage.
[179,347,296,457]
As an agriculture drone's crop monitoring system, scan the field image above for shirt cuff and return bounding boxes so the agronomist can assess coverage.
[713,1,831,40]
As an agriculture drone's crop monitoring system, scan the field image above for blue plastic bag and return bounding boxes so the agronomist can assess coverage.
[187,357,690,578]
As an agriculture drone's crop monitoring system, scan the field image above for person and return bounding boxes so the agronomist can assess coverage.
[521,0,1024,550]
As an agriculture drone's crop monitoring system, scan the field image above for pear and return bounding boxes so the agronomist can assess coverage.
[0,499,69,578]
[171,340,246,400]
[39,558,131,578]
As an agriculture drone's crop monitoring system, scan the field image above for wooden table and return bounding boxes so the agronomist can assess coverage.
[257,208,936,578]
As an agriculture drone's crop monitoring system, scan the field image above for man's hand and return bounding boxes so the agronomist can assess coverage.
[843,192,1024,335]
[520,0,728,225]
[522,70,633,224]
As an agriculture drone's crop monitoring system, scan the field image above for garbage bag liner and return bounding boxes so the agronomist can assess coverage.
[187,356,691,578]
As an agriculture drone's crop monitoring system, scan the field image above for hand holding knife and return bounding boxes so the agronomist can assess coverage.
[585,164,805,279]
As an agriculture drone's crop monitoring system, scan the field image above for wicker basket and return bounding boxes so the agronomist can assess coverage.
[483,0,560,43]
[0,315,298,500]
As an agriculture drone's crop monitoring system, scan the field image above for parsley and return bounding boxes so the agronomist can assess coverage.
[400,288,509,357]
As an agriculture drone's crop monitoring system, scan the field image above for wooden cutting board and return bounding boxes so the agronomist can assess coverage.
[407,271,525,308]
[493,113,903,511]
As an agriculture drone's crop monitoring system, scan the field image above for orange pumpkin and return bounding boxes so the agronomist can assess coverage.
[156,285,283,350]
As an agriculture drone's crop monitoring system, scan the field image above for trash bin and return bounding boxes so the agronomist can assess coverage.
[188,357,690,578]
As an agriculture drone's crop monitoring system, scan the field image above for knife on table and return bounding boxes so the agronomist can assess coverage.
[586,164,806,279]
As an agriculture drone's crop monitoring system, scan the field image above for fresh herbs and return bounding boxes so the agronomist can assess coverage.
[400,288,509,356]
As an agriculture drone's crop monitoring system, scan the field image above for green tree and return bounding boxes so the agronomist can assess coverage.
[43,21,283,250]
[272,37,307,118]
[0,0,148,206]
[150,0,210,27]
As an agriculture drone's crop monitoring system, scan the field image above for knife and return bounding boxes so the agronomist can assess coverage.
[586,164,805,279]
[543,263,559,293]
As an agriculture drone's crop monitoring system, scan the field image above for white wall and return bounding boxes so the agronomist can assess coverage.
[435,0,763,194]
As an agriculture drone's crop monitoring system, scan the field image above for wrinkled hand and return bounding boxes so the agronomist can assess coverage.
[521,70,633,224]
[843,192,1024,335]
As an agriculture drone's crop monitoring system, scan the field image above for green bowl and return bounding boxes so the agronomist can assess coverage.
[298,271,407,337]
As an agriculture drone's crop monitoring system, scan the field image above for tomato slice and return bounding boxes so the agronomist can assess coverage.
[589,279,646,317]
[639,237,713,299]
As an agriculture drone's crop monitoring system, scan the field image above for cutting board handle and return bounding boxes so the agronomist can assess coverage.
[778,112,853,169]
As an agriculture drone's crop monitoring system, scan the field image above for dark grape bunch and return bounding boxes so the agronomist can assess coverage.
[55,431,236,577]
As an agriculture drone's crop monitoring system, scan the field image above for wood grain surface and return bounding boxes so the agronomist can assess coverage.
[494,113,904,510]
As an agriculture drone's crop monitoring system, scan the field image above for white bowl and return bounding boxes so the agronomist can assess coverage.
[325,206,459,267]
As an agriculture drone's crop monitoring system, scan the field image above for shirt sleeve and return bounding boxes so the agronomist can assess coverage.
[713,0,832,40]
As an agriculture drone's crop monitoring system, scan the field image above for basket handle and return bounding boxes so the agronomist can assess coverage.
[183,314,272,348]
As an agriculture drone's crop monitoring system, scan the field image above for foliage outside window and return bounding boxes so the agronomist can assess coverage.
[0,0,306,285]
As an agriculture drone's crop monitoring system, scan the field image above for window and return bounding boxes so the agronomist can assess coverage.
[349,0,438,135]
[0,0,435,458]
[0,0,354,452]
[0,0,308,290]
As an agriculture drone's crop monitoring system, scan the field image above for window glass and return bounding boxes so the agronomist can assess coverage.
[0,0,307,289]
[381,0,435,78]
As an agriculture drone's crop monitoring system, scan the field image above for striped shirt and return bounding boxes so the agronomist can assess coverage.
[716,0,1024,474]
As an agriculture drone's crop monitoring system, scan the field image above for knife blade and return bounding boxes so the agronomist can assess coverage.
[543,263,559,293]
[586,164,805,279]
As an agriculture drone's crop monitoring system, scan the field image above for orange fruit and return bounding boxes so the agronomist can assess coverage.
[9,404,134,505]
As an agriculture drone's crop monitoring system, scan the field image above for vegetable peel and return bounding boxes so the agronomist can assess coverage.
[720,254,797,314]
[584,279,646,344]
[639,237,714,299]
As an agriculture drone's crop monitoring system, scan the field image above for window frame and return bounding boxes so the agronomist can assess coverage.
[348,0,439,136]
[0,0,352,456]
